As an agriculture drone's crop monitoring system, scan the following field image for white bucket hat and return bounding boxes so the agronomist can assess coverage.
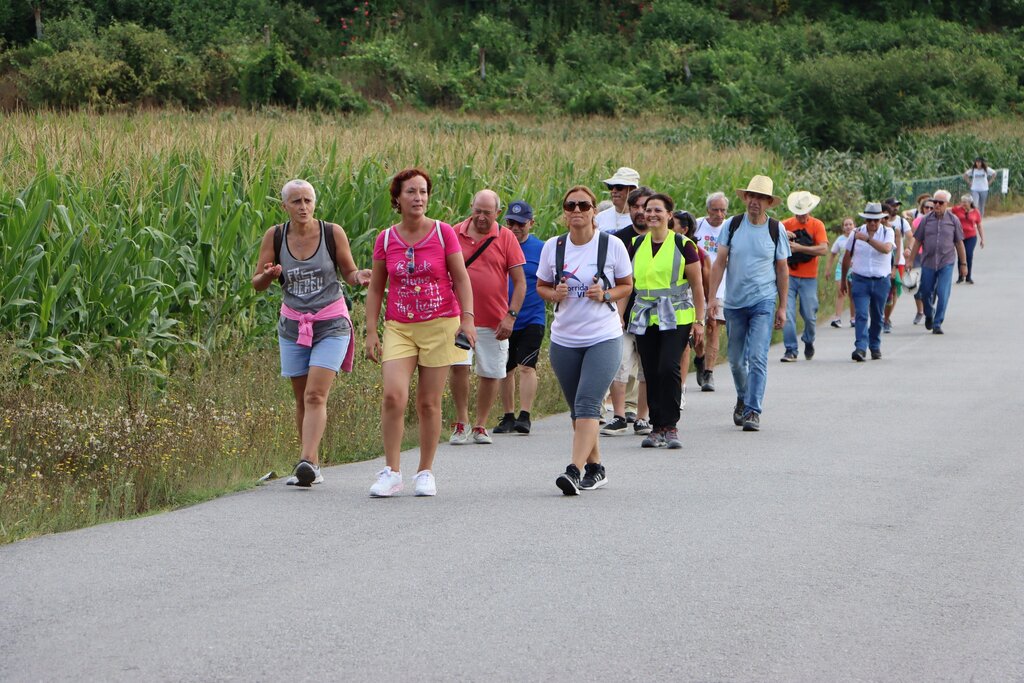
[603,167,640,188]
[787,190,821,215]
[859,202,887,220]
[736,175,780,207]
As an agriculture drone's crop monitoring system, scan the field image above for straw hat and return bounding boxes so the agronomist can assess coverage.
[786,190,820,215]
[736,175,780,207]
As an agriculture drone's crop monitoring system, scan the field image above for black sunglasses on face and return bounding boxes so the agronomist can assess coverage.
[607,184,628,191]
[505,219,526,227]
[563,200,594,212]
[933,200,946,205]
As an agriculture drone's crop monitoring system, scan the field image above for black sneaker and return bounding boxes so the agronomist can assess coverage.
[925,315,933,330]
[600,416,628,436]
[742,411,760,432]
[493,413,516,434]
[701,371,715,392]
[804,342,815,360]
[932,326,944,335]
[579,463,607,491]
[733,399,745,426]
[556,464,581,496]
[294,459,317,487]
[513,411,531,434]
[780,351,798,362]
[852,349,866,362]
[633,418,652,435]
[870,349,882,360]
[694,354,705,381]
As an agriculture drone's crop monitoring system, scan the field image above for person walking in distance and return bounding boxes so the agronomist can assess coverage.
[595,167,640,233]
[604,186,655,436]
[449,190,526,445]
[707,176,790,432]
[826,217,856,328]
[840,203,895,362]
[493,200,545,435]
[692,191,730,392]
[252,179,372,487]
[364,168,476,497]
[780,191,828,362]
[880,198,910,333]
[537,186,633,495]
[903,189,967,335]
[950,194,984,284]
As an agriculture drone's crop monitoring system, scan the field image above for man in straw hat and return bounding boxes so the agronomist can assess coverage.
[707,175,791,432]
[596,167,640,233]
[780,191,828,362]
[840,202,896,361]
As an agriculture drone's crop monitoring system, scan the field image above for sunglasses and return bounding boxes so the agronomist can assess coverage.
[607,184,629,191]
[405,246,415,274]
[923,204,935,209]
[505,219,527,227]
[933,200,947,205]
[563,200,594,213]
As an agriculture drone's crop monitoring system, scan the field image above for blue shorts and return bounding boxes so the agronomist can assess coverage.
[279,335,350,377]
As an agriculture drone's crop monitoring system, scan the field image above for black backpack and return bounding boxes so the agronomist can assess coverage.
[554,230,614,311]
[272,220,338,284]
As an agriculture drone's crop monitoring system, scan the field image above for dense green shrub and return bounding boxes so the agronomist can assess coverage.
[98,23,207,106]
[301,72,368,112]
[23,46,120,107]
[240,43,304,107]
[638,0,728,47]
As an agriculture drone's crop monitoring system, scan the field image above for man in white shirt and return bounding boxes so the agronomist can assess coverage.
[840,202,896,362]
[691,191,729,391]
[595,167,639,233]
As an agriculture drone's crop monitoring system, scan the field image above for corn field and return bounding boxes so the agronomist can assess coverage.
[1,110,782,376]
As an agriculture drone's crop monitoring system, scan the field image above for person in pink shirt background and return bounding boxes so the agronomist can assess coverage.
[951,194,985,284]
[364,168,476,498]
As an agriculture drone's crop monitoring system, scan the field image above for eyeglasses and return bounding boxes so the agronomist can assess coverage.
[563,200,594,213]
[607,184,629,191]
[865,218,881,223]
[922,204,935,210]
[505,219,526,228]
[405,246,415,274]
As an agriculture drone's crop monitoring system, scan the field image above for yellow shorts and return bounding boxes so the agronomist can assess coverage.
[382,316,468,367]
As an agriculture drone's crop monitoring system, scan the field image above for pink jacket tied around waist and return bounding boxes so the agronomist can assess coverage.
[279,297,355,372]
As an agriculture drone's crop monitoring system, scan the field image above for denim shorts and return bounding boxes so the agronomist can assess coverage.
[279,335,350,377]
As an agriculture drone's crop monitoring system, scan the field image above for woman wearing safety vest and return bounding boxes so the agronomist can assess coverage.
[628,193,706,449]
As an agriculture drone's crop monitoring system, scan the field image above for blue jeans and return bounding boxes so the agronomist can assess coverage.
[783,275,819,354]
[724,297,775,416]
[919,263,954,327]
[549,337,622,420]
[963,236,978,280]
[850,274,889,353]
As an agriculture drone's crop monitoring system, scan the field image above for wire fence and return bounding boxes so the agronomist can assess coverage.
[891,168,1009,209]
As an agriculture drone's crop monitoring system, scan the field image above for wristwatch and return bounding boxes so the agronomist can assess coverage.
[694,320,705,326]
[602,291,612,303]
[508,309,518,318]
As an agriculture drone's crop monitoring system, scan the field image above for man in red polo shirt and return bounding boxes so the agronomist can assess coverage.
[449,189,527,445]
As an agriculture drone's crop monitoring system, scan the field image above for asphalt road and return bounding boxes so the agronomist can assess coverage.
[3,214,1023,682]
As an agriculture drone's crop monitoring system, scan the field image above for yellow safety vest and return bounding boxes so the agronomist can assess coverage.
[628,233,695,333]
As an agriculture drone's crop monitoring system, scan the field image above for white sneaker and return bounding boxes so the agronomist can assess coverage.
[471,426,493,444]
[449,422,470,445]
[369,467,403,497]
[414,470,437,496]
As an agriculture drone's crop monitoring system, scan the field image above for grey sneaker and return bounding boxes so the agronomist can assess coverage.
[663,427,682,449]
[641,428,666,448]
[701,371,715,392]
[913,312,924,325]
[883,320,892,334]
[579,463,607,491]
[633,418,652,435]
[600,416,628,436]
[733,399,745,426]
[471,426,493,444]
[288,460,320,488]
[624,411,637,424]
[556,464,581,496]
[742,412,760,432]
[781,351,798,362]
[449,422,470,445]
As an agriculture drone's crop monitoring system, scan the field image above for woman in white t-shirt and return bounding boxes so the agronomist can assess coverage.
[537,185,633,495]
[962,157,997,216]
[826,217,855,327]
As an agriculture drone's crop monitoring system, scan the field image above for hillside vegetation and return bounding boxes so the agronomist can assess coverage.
[2,1,1023,150]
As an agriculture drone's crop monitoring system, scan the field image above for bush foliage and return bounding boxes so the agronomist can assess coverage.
[1,2,1023,148]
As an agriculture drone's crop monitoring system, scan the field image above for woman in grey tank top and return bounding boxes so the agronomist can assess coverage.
[252,179,371,487]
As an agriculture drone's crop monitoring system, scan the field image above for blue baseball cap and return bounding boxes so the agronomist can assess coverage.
[503,200,534,223]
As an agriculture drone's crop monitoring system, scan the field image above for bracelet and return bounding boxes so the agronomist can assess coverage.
[462,311,475,317]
